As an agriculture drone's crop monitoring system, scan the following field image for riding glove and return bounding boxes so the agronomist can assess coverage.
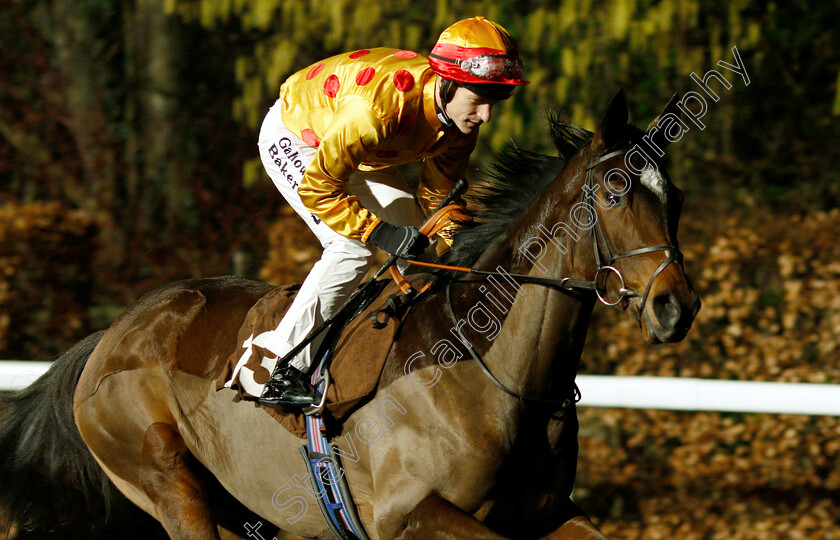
[369,222,429,259]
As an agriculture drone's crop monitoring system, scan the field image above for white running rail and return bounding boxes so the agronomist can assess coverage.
[0,361,54,391]
[575,375,840,416]
[2,362,839,416]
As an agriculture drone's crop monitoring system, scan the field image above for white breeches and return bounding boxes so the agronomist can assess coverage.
[228,99,426,396]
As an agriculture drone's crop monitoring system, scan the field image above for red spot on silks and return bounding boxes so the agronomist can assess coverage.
[323,74,340,97]
[394,50,418,59]
[301,128,320,147]
[355,67,375,86]
[376,150,399,159]
[397,113,416,135]
[306,63,325,80]
[349,49,371,59]
[393,70,415,92]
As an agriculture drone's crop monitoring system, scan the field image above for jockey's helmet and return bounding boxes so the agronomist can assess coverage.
[429,16,529,102]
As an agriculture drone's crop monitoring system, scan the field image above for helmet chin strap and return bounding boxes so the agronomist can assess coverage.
[436,78,456,128]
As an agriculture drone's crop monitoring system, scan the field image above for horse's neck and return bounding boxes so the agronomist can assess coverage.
[465,165,595,401]
[468,260,593,402]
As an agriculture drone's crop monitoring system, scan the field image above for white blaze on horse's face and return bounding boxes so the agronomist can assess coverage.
[640,165,668,203]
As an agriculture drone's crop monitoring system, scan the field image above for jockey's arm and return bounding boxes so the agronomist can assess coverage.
[296,99,393,242]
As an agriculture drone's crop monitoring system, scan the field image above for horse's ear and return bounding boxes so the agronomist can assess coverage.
[646,93,681,151]
[596,89,629,149]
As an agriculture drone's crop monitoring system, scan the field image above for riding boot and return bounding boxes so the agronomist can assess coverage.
[259,364,320,407]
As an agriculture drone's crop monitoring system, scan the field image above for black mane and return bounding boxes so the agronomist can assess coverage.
[444,113,593,268]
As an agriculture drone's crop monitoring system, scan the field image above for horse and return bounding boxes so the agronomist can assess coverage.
[0,89,699,539]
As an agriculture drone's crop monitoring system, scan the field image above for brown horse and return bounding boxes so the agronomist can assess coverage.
[0,90,699,539]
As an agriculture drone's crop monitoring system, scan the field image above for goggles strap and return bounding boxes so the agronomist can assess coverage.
[429,52,460,66]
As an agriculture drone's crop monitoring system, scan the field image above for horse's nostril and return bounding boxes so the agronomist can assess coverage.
[652,293,681,327]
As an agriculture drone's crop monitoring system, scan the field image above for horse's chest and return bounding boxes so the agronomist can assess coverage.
[429,410,576,512]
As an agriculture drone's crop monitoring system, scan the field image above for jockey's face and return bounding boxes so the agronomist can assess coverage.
[443,85,498,135]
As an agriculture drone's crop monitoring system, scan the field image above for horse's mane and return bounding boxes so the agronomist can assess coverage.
[444,112,593,268]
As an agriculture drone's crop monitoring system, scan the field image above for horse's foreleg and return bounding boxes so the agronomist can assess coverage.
[387,494,508,540]
[539,500,607,540]
[140,422,222,540]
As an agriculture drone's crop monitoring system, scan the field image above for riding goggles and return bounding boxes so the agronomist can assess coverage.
[430,53,526,82]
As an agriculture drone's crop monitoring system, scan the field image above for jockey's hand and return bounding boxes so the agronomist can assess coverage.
[369,222,429,259]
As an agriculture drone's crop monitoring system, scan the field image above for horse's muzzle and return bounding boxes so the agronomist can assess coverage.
[646,291,701,343]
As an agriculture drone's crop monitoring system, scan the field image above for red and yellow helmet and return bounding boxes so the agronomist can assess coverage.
[429,16,529,87]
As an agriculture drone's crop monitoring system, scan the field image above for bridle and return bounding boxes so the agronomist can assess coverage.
[411,147,685,314]
[573,148,683,317]
[413,146,685,407]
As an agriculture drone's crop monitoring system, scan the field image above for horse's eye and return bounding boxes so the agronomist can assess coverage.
[607,193,621,205]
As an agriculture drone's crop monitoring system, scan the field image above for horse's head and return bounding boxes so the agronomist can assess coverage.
[568,90,701,343]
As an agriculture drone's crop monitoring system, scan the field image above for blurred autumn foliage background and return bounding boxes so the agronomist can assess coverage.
[578,209,840,538]
[1,0,839,537]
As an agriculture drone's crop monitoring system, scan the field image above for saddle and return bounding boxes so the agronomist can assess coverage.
[216,275,422,437]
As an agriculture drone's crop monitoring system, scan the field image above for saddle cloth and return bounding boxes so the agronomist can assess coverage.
[216,279,412,438]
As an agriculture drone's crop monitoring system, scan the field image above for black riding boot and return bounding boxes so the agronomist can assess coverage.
[259,364,320,407]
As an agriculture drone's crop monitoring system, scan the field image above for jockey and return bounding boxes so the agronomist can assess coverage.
[231,16,528,407]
